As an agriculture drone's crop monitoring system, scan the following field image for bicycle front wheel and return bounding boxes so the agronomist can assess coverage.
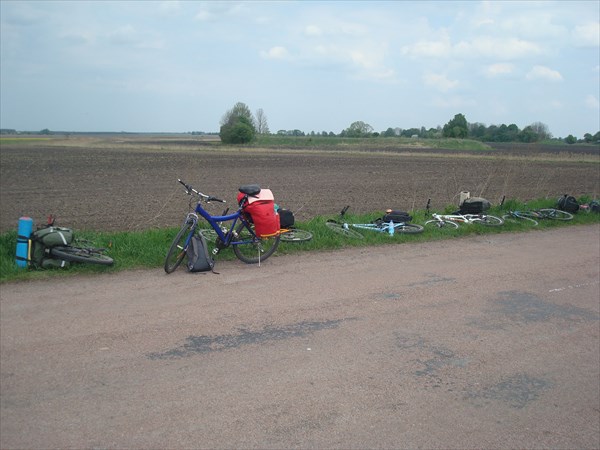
[233,221,280,264]
[474,215,504,226]
[50,246,114,266]
[502,214,538,226]
[164,221,194,274]
[325,221,364,239]
[280,229,313,242]
[395,223,424,234]
[538,208,573,221]
[424,219,459,229]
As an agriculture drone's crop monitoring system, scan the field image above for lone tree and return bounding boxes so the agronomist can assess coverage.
[442,113,468,138]
[219,102,256,144]
[255,108,270,135]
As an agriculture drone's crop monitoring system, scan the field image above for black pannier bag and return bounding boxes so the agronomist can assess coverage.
[278,209,295,228]
[382,210,412,223]
[557,194,579,213]
[459,197,491,214]
[186,234,215,272]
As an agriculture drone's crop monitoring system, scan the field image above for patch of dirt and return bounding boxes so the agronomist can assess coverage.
[1,138,598,232]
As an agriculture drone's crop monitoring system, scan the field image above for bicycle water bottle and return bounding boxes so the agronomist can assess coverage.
[388,220,394,236]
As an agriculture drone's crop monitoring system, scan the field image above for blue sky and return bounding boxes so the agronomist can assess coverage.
[1,0,599,138]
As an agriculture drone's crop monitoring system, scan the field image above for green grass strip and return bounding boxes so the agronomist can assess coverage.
[1,196,599,283]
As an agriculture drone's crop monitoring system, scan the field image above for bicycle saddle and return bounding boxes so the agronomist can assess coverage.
[239,184,261,196]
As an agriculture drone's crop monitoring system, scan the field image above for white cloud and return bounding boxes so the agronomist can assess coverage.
[260,46,289,60]
[455,37,541,59]
[423,72,459,92]
[305,25,322,37]
[525,65,563,82]
[572,22,600,47]
[484,63,515,77]
[401,33,451,58]
[402,36,541,60]
[585,94,600,110]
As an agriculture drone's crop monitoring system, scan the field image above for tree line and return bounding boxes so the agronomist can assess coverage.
[220,103,599,145]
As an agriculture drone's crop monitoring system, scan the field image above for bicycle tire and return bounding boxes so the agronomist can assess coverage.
[473,215,504,226]
[49,246,114,266]
[502,213,538,226]
[424,219,459,229]
[516,211,541,220]
[164,220,194,274]
[538,208,573,221]
[395,223,424,234]
[325,221,365,239]
[280,229,313,242]
[232,221,280,264]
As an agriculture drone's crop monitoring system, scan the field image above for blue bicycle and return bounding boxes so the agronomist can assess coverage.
[164,179,280,273]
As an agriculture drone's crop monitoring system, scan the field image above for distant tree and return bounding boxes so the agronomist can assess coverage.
[255,108,269,135]
[593,131,600,142]
[383,127,395,137]
[401,127,420,138]
[220,102,254,127]
[468,122,486,139]
[518,126,539,143]
[529,122,551,140]
[40,128,51,135]
[345,121,374,137]
[220,102,256,144]
[219,116,255,144]
[442,113,468,138]
[565,134,577,144]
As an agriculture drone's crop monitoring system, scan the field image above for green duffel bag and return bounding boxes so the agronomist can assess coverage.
[27,240,70,269]
[40,257,70,269]
[33,226,74,247]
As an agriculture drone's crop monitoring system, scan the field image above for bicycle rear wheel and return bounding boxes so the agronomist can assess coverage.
[164,220,194,273]
[50,246,114,266]
[395,223,424,234]
[280,229,313,242]
[424,219,459,229]
[473,215,504,226]
[325,221,364,239]
[502,213,538,226]
[538,208,573,220]
[233,221,280,264]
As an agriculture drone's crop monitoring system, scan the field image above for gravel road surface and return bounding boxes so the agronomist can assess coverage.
[1,225,599,449]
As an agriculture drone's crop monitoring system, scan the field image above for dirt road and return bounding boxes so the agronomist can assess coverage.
[1,226,599,449]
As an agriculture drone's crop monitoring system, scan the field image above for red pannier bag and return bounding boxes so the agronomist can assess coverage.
[237,188,280,237]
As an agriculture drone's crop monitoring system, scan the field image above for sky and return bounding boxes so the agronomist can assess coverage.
[1,1,599,139]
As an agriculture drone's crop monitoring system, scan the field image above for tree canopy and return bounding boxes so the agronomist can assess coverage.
[219,102,256,144]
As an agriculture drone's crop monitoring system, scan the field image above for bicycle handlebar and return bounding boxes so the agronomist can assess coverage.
[177,179,226,203]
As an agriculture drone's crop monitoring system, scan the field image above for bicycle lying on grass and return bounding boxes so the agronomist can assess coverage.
[502,208,573,226]
[20,215,114,268]
[424,200,504,229]
[325,206,424,238]
[164,179,280,273]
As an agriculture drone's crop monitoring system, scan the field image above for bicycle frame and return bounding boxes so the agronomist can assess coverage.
[192,201,257,249]
[430,213,484,224]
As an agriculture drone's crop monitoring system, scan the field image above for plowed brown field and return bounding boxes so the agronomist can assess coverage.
[0,136,598,232]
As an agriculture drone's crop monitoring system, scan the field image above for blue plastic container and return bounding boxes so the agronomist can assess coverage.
[16,217,34,268]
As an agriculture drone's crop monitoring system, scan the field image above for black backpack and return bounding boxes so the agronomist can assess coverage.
[186,234,215,273]
[459,197,491,214]
[557,194,579,213]
[374,210,412,225]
